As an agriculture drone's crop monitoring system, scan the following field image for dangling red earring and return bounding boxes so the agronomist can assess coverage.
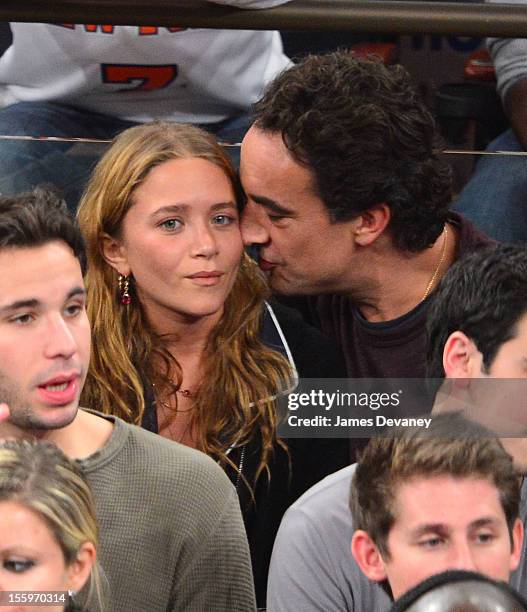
[118,274,132,306]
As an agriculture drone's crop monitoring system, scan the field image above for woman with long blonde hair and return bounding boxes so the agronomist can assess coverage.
[77,121,347,604]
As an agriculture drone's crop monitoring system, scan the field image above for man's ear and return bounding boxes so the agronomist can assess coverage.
[100,233,131,276]
[351,529,388,583]
[66,541,96,594]
[443,331,483,379]
[353,203,391,247]
[509,518,524,573]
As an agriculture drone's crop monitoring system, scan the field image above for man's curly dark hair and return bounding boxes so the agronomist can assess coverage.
[253,51,453,252]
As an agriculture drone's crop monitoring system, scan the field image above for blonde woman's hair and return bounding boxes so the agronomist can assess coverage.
[0,439,105,611]
[77,121,293,484]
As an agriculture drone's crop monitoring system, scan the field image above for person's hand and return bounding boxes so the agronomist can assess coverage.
[0,403,9,423]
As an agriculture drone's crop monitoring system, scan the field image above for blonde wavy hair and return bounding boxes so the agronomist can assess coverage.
[77,122,293,483]
[0,439,106,611]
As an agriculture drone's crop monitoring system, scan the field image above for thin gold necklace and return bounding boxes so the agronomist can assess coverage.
[152,381,195,413]
[154,387,195,443]
[421,225,448,302]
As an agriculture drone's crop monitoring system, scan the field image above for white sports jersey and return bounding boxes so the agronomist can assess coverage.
[0,6,291,123]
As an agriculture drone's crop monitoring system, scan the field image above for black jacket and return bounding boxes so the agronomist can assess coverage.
[142,300,350,607]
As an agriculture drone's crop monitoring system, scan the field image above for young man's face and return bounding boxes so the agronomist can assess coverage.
[442,311,527,380]
[377,475,522,600]
[240,126,358,295]
[439,312,527,439]
[0,242,90,432]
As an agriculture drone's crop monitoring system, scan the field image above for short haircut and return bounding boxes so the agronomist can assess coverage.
[426,245,527,379]
[253,50,452,252]
[349,412,520,558]
[0,187,86,273]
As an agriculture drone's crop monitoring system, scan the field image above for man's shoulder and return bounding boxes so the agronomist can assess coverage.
[450,211,496,256]
[80,414,253,612]
[268,462,392,611]
[116,417,232,489]
[82,410,234,497]
[284,463,356,531]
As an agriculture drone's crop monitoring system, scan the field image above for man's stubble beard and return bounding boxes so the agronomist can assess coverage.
[0,370,71,432]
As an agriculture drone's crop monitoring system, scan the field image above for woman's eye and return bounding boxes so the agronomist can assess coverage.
[4,559,34,573]
[160,219,182,231]
[212,215,236,226]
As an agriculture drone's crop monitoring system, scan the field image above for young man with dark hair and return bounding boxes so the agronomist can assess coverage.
[350,413,523,600]
[240,51,492,378]
[426,244,527,471]
[0,188,256,611]
[427,244,527,380]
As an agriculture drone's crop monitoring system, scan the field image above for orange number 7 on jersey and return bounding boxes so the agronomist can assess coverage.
[101,64,178,91]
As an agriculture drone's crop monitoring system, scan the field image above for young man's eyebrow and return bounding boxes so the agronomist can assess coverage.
[0,287,86,315]
[248,194,295,216]
[68,287,87,300]
[469,517,500,530]
[0,298,39,315]
[410,523,448,538]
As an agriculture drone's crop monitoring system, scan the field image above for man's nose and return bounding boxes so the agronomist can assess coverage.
[44,315,78,360]
[240,203,270,246]
[449,541,478,572]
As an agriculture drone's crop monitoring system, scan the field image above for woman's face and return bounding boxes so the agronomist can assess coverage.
[0,501,91,611]
[106,157,244,328]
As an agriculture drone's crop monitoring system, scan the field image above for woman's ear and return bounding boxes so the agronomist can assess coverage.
[65,541,97,594]
[100,232,131,276]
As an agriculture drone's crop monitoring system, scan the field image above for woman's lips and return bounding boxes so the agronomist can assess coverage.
[186,271,224,286]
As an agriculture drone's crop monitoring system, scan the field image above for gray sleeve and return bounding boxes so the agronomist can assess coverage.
[486,0,527,103]
[173,485,256,612]
[267,507,354,612]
